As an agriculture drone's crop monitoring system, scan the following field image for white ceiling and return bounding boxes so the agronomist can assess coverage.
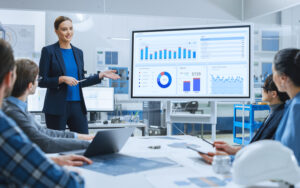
[1,0,300,20]
[0,0,242,20]
[243,0,300,20]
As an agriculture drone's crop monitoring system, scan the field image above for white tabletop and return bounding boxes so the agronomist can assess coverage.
[66,135,297,188]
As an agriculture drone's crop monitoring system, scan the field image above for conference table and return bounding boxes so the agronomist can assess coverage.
[64,135,298,188]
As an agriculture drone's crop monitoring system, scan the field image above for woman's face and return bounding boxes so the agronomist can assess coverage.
[272,64,286,92]
[55,20,73,43]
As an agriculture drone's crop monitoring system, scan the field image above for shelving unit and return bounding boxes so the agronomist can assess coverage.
[233,104,270,145]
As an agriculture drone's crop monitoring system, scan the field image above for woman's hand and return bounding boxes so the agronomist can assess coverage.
[59,76,78,86]
[99,70,120,80]
[51,155,93,166]
[78,134,95,141]
[213,141,241,155]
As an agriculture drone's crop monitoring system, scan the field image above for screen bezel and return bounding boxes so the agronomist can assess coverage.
[131,25,251,99]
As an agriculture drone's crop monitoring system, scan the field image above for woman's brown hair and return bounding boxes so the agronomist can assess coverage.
[54,16,72,30]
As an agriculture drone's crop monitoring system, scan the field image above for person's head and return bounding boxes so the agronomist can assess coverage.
[262,74,289,104]
[0,39,16,99]
[11,59,39,98]
[54,16,73,43]
[272,48,300,93]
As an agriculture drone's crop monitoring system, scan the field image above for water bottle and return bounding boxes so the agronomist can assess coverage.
[212,155,231,174]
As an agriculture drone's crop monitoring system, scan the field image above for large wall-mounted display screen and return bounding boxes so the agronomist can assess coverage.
[131,25,251,99]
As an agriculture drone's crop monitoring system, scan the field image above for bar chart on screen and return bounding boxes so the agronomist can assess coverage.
[177,66,206,96]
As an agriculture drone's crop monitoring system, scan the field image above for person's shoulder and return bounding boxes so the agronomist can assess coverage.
[0,115,16,135]
[43,42,59,52]
[289,95,300,119]
[294,93,300,103]
[0,111,34,146]
[2,100,27,122]
[290,94,300,108]
[2,99,10,110]
[0,110,19,131]
[3,99,22,112]
[2,99,19,113]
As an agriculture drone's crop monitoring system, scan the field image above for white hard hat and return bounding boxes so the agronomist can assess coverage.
[233,140,300,186]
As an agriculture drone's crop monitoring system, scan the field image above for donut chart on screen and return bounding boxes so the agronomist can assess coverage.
[157,72,172,88]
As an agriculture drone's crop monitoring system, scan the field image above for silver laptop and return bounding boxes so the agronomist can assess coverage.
[61,127,135,157]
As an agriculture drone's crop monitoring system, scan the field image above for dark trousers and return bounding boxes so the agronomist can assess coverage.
[45,101,88,134]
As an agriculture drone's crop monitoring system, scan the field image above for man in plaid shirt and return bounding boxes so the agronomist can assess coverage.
[0,39,88,187]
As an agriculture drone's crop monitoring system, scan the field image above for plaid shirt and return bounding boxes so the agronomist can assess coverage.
[0,110,84,188]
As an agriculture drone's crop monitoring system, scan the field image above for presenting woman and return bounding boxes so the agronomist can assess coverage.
[39,16,120,134]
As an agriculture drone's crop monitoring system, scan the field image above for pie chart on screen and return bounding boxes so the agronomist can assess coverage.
[157,72,172,88]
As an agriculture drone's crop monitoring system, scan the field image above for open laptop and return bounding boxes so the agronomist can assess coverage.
[61,127,135,157]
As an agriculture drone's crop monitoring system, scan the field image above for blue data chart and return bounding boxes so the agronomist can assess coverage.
[211,75,244,95]
[81,154,176,176]
[183,81,191,92]
[157,72,172,88]
[193,78,200,92]
[132,25,250,98]
[140,46,197,61]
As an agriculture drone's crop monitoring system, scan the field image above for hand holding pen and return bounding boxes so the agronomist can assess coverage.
[213,141,241,155]
[59,76,79,86]
[199,139,240,156]
[58,76,86,86]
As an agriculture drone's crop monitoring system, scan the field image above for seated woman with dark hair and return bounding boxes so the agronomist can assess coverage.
[3,59,94,153]
[272,48,300,165]
[200,74,289,164]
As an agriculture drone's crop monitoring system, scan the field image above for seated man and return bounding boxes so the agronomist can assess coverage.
[0,39,91,187]
[200,74,290,164]
[3,58,94,153]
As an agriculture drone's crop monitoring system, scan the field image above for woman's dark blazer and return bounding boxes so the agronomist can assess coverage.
[250,103,285,143]
[38,42,101,115]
